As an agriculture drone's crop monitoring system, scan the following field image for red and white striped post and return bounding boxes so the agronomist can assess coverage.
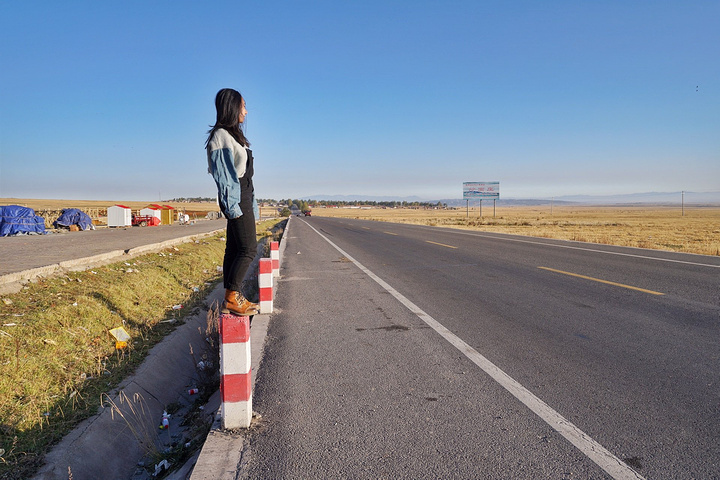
[270,241,280,278]
[259,258,273,314]
[219,313,252,429]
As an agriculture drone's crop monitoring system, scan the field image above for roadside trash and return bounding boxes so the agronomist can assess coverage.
[72,302,78,306]
[197,360,213,370]
[2,298,12,305]
[43,339,58,345]
[188,388,199,395]
[109,326,131,349]
[154,459,170,476]
[216,265,223,272]
[193,287,199,292]
[172,304,183,310]
[159,411,170,430]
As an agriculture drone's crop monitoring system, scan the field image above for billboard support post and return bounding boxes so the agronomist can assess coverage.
[463,182,500,219]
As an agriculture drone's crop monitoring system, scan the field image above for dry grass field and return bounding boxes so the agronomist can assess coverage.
[313,205,720,256]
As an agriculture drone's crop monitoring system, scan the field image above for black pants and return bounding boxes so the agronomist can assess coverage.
[223,200,257,292]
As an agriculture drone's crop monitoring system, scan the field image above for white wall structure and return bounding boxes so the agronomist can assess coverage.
[107,205,132,227]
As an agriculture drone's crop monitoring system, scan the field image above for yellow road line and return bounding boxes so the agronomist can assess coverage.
[426,241,458,249]
[384,232,399,236]
[538,267,664,295]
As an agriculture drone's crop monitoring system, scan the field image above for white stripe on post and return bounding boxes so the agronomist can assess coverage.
[220,313,252,429]
[259,258,273,314]
[270,241,280,278]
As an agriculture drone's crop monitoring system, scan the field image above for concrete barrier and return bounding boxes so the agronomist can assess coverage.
[259,258,273,314]
[219,313,252,429]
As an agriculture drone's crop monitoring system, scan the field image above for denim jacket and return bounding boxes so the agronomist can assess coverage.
[206,129,246,219]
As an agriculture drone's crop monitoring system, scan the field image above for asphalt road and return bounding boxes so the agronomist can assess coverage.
[0,219,227,276]
[242,216,720,479]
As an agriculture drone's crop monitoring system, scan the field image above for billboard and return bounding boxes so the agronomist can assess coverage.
[463,182,499,199]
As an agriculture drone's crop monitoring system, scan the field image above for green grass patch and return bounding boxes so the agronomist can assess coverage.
[0,218,285,479]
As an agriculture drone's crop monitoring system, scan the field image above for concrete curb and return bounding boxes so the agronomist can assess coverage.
[0,229,226,294]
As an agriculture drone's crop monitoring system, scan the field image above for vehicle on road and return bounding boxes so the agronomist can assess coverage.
[304,211,312,216]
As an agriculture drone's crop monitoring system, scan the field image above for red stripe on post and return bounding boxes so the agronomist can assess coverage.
[221,372,252,402]
[220,314,250,344]
[259,286,273,302]
[259,258,272,274]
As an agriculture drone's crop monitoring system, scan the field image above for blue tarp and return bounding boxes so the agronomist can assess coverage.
[54,208,94,231]
[0,205,46,236]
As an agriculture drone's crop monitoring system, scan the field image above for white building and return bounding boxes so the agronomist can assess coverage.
[107,205,132,227]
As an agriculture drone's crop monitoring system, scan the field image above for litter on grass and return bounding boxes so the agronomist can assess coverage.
[109,326,131,349]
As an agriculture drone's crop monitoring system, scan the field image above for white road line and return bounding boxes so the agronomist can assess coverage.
[303,220,646,480]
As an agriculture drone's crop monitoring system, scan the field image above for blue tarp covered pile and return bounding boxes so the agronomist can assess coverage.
[54,208,94,231]
[0,205,46,236]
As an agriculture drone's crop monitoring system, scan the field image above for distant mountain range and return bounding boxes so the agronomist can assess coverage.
[304,191,720,206]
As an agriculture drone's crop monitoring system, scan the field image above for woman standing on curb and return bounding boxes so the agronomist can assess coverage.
[206,88,259,316]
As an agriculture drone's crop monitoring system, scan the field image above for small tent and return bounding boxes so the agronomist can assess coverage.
[0,205,46,236]
[54,208,95,231]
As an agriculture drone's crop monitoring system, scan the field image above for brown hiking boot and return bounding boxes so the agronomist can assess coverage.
[222,289,259,316]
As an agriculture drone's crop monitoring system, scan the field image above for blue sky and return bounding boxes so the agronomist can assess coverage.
[1,0,718,202]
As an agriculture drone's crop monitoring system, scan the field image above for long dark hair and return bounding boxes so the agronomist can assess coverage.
[205,88,250,147]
